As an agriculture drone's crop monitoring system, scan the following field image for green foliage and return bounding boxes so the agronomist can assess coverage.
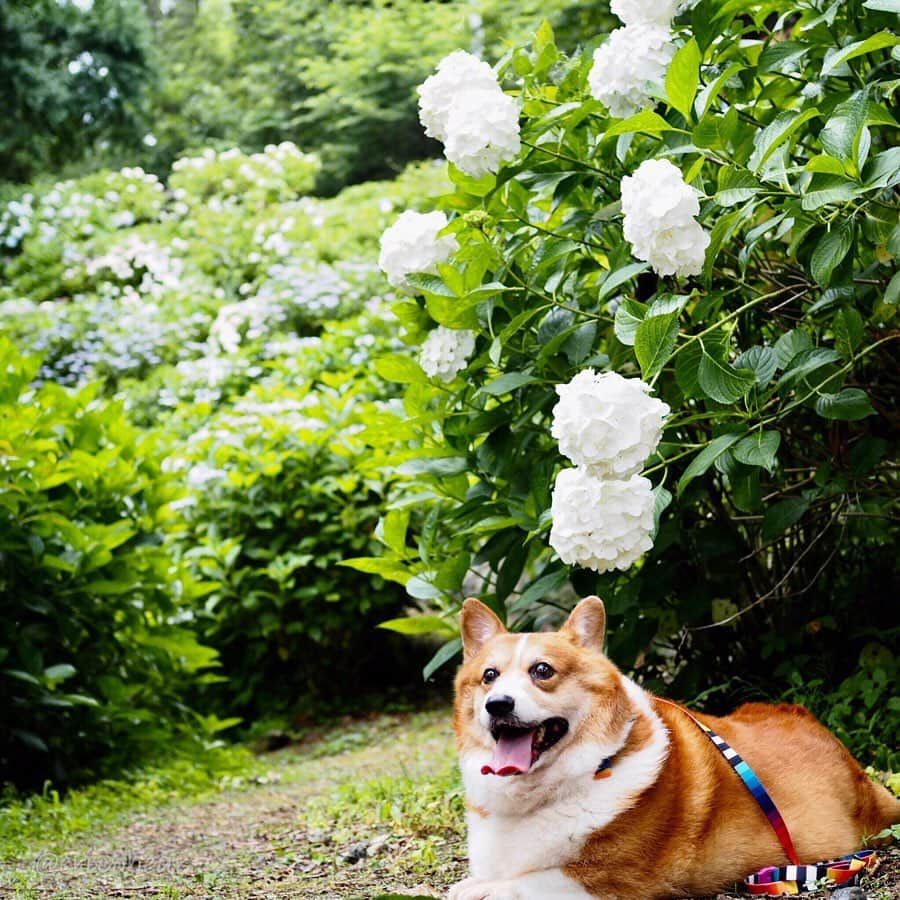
[365,4,899,761]
[0,153,453,773]
[0,0,156,182]
[0,340,222,787]
[147,0,615,192]
[169,355,412,716]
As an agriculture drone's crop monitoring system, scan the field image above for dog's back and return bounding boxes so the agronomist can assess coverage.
[572,698,900,899]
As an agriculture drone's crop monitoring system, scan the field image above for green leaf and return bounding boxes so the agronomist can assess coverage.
[666,38,701,120]
[339,557,411,585]
[863,0,900,10]
[378,615,456,638]
[422,637,462,681]
[885,271,900,306]
[820,91,869,162]
[424,294,479,329]
[648,294,690,317]
[702,208,743,281]
[777,348,842,390]
[863,147,900,190]
[634,313,679,380]
[510,569,570,612]
[613,299,647,346]
[406,575,444,601]
[763,497,810,541]
[748,109,821,173]
[774,330,813,368]
[733,431,781,472]
[12,729,48,753]
[43,663,77,685]
[375,354,426,384]
[815,388,876,420]
[597,262,649,301]
[674,334,725,399]
[405,274,457,298]
[695,63,744,118]
[821,31,900,78]
[563,322,598,365]
[810,223,853,286]
[698,352,756,403]
[715,167,761,206]
[678,433,743,494]
[537,307,576,344]
[833,308,864,359]
[605,110,681,138]
[480,372,538,395]
[396,456,469,477]
[733,346,778,387]
[801,175,862,211]
[375,509,410,556]
[757,41,811,74]
[652,484,673,536]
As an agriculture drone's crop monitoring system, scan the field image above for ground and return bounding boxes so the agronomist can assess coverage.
[1,709,897,900]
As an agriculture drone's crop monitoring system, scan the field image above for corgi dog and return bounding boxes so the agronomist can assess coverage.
[450,596,900,900]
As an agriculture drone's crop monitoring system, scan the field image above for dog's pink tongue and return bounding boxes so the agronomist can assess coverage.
[481,729,535,776]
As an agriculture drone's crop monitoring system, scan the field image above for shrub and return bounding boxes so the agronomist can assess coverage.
[167,354,414,716]
[0,340,221,788]
[363,3,899,763]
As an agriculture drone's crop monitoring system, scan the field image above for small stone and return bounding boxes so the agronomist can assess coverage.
[342,841,368,864]
[829,887,866,900]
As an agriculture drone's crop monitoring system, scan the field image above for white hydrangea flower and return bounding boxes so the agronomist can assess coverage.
[610,0,680,26]
[418,50,498,143]
[551,370,670,478]
[620,158,711,276]
[442,87,521,177]
[419,327,475,382]
[550,468,655,573]
[418,51,521,178]
[378,210,458,293]
[588,24,676,119]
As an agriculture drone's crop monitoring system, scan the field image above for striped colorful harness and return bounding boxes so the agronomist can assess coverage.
[658,701,879,895]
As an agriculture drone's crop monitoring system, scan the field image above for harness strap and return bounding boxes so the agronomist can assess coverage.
[743,850,878,895]
[656,699,800,865]
[656,698,879,895]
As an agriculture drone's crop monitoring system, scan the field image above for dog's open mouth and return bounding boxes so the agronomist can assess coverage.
[481,717,569,776]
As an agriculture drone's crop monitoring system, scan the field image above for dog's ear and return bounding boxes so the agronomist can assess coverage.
[561,596,606,653]
[460,598,506,659]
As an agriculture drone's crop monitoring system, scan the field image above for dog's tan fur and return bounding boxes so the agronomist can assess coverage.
[451,597,900,900]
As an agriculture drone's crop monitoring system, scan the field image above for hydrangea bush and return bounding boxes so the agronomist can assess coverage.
[360,2,898,762]
[0,150,451,783]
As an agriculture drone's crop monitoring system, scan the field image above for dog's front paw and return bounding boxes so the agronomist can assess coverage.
[447,878,520,900]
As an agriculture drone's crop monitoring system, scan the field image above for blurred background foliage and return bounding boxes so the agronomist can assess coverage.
[1,0,613,191]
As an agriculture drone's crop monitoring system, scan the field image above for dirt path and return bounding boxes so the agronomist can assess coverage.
[1,710,466,899]
[2,708,896,900]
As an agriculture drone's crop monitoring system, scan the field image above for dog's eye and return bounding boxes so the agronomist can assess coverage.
[482,668,499,684]
[531,661,555,681]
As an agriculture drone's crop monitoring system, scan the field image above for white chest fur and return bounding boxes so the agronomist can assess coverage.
[461,678,669,882]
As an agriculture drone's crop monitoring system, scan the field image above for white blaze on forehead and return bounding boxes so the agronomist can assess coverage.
[512,634,531,670]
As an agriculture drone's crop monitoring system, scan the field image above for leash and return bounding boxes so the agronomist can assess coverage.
[655,698,879,895]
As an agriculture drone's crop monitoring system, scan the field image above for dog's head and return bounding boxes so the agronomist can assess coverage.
[454,596,632,781]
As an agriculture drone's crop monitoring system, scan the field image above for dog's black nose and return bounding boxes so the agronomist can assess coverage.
[485,694,515,717]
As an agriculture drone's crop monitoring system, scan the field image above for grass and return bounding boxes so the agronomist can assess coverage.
[0,742,263,862]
